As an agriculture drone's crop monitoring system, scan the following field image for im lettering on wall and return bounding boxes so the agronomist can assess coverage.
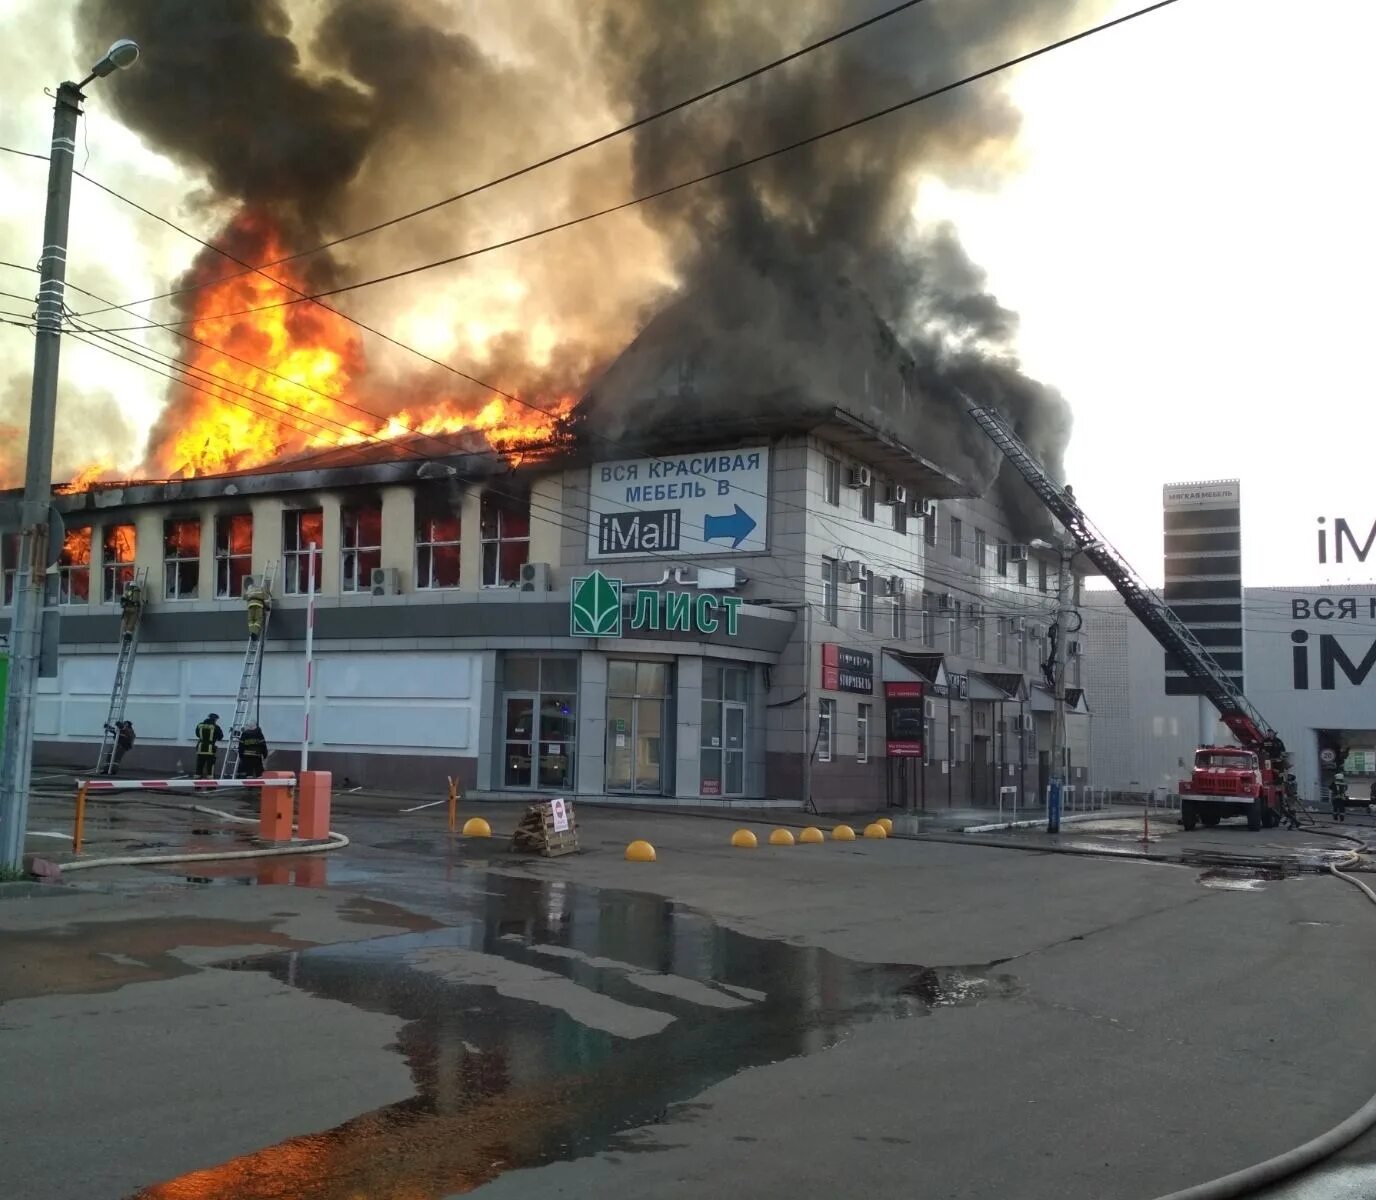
[1296,518,1376,689]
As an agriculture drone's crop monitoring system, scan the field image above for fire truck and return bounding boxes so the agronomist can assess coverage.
[967,406,1290,832]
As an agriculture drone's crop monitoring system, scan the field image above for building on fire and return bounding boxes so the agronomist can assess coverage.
[0,327,1092,813]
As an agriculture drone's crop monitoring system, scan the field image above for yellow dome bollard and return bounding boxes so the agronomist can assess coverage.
[831,824,857,841]
[461,816,492,838]
[768,828,795,846]
[730,829,758,849]
[625,840,657,862]
[863,822,888,839]
[877,817,894,835]
[799,826,825,844]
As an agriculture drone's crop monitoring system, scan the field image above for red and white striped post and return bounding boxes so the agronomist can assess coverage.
[301,540,316,773]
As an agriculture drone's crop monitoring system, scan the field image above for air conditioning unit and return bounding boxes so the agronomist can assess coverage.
[842,560,865,585]
[1012,617,1026,633]
[370,567,401,596]
[880,483,907,506]
[888,575,905,596]
[937,592,955,612]
[924,698,936,719]
[1067,639,1083,657]
[519,561,551,592]
[1022,714,1034,731]
[1008,545,1029,562]
[846,466,872,490]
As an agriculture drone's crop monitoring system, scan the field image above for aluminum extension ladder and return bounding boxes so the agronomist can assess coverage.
[220,561,277,779]
[94,567,149,775]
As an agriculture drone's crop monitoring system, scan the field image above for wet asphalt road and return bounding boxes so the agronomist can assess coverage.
[5,797,1376,1199]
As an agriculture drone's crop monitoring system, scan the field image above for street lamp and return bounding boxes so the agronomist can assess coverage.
[0,40,140,870]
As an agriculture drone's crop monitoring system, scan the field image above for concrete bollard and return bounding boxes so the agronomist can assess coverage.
[863,822,888,839]
[461,817,493,838]
[799,826,825,844]
[876,817,894,835]
[731,829,758,848]
[625,840,657,862]
[259,771,294,843]
[297,770,332,841]
[831,825,857,841]
[768,828,795,846]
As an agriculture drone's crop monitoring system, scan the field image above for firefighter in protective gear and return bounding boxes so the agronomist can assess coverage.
[194,713,223,778]
[245,583,269,638]
[119,582,143,639]
[238,725,268,778]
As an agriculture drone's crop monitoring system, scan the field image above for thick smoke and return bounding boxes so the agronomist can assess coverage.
[74,0,1089,520]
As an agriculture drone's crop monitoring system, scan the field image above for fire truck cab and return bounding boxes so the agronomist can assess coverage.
[1179,745,1281,831]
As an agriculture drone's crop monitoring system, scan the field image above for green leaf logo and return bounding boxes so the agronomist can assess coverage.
[571,571,622,637]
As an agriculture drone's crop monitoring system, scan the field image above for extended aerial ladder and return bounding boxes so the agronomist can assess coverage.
[966,405,1295,814]
[94,568,150,775]
[220,561,277,780]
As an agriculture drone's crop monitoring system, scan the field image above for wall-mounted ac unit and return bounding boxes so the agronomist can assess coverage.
[937,592,955,611]
[1022,714,1034,731]
[880,484,907,506]
[1012,617,1027,633]
[846,466,872,490]
[1008,545,1029,562]
[1067,639,1083,657]
[924,698,936,719]
[888,575,905,596]
[519,561,551,592]
[842,560,865,585]
[370,567,401,596]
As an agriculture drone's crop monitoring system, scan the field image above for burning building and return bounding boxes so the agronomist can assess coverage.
[0,1,1100,805]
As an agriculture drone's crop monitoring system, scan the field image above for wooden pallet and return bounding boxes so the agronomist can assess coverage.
[511,798,579,857]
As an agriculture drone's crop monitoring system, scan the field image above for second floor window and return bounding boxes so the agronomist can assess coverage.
[1038,557,1049,592]
[284,509,324,594]
[997,617,1008,664]
[102,524,136,603]
[481,491,530,587]
[973,607,986,659]
[858,567,874,632]
[54,526,91,605]
[891,591,906,640]
[823,456,840,506]
[416,509,461,589]
[341,505,382,593]
[164,518,200,600]
[950,516,963,557]
[975,528,987,568]
[821,556,838,625]
[920,591,933,645]
[924,505,937,546]
[997,541,1009,576]
[214,514,253,599]
[818,699,835,763]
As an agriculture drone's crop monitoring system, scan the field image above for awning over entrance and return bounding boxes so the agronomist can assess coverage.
[883,650,946,689]
[1029,684,1056,713]
[978,672,1028,700]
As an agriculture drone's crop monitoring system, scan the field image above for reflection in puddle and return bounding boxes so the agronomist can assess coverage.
[129,873,1017,1199]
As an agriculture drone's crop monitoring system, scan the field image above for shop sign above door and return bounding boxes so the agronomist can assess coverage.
[571,570,744,639]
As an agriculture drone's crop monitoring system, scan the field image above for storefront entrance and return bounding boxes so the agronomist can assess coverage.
[606,660,670,795]
[501,656,577,790]
[700,664,748,798]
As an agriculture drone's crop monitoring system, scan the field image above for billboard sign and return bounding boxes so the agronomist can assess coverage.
[588,448,769,559]
[820,644,873,693]
[884,680,924,758]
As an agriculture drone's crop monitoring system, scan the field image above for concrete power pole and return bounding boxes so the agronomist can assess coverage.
[1047,544,1071,834]
[0,42,138,871]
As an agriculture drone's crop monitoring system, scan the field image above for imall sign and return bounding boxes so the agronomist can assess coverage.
[1289,594,1376,690]
[1316,516,1376,564]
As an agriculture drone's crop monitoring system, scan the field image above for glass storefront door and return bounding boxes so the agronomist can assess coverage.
[502,656,577,790]
[723,701,746,796]
[701,664,749,798]
[606,661,669,794]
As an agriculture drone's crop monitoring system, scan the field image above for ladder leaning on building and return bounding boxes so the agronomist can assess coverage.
[220,561,277,780]
[94,567,149,775]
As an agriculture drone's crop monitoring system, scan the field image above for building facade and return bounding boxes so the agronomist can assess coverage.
[1,425,1090,811]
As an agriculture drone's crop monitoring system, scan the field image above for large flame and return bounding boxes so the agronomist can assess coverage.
[147,210,571,480]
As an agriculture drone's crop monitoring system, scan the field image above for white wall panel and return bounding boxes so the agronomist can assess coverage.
[319,652,472,701]
[318,703,471,751]
[65,659,118,695]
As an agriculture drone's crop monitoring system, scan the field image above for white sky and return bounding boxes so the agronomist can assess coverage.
[1,0,1373,587]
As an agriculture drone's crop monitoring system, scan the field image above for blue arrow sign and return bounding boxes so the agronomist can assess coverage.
[703,504,757,549]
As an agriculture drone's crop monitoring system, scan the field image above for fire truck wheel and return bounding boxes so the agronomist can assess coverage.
[1247,798,1264,831]
[1263,807,1280,829]
[1201,813,1220,828]
[1182,802,1198,832]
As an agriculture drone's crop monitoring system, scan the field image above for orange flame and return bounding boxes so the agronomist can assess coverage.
[147,209,571,480]
[56,460,118,494]
[61,525,92,565]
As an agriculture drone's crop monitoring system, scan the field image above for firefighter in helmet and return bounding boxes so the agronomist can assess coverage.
[193,713,223,779]
[244,581,269,638]
[119,581,143,639]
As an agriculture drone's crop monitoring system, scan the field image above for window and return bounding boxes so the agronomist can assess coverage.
[214,514,253,599]
[163,518,200,600]
[101,524,136,603]
[950,713,965,763]
[502,655,577,789]
[997,541,1009,576]
[857,703,871,763]
[950,515,962,557]
[1037,557,1048,593]
[858,567,874,632]
[817,699,835,763]
[891,591,906,640]
[1019,621,1029,668]
[53,526,91,605]
[415,507,461,589]
[1,532,19,605]
[892,498,907,535]
[997,617,1008,664]
[481,490,531,587]
[975,528,987,568]
[821,556,838,625]
[823,455,841,506]
[973,606,986,659]
[951,601,962,653]
[923,504,937,546]
[341,505,382,593]
[283,509,324,594]
[920,591,933,645]
[861,476,876,522]
[1018,557,1028,587]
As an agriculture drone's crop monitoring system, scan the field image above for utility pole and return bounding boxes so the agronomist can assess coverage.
[0,41,139,870]
[1047,543,1071,834]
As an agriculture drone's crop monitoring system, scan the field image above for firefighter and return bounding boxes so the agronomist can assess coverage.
[194,713,223,778]
[244,582,269,638]
[119,582,143,639]
[1331,772,1348,822]
[238,725,268,778]
[112,720,135,774]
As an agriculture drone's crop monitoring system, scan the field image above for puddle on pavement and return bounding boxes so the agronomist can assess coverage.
[129,871,1018,1199]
